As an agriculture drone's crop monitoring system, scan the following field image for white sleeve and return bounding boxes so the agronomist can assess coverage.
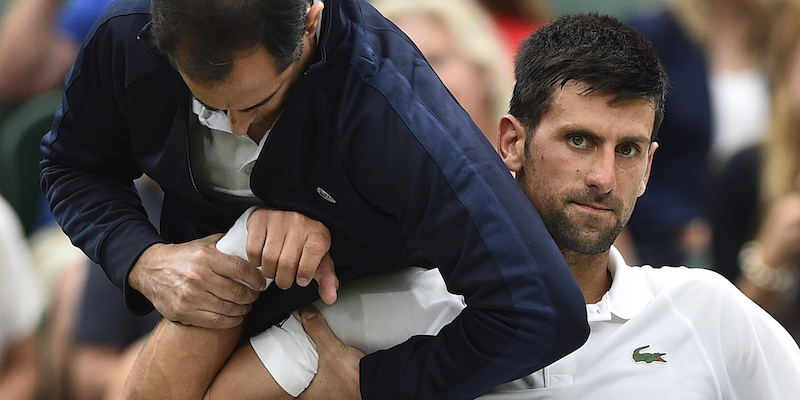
[249,268,465,397]
[219,208,465,397]
[717,278,800,399]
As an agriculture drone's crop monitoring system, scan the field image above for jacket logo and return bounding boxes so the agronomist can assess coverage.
[632,345,667,364]
[316,187,337,204]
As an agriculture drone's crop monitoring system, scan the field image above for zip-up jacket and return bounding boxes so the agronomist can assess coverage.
[40,0,589,398]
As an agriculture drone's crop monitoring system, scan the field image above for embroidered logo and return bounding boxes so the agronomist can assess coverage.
[316,187,337,204]
[632,345,667,364]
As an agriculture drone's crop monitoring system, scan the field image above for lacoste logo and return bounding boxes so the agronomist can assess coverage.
[632,345,667,364]
[316,187,337,204]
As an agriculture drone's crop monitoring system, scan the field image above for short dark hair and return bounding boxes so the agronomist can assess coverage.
[509,14,668,141]
[150,0,309,82]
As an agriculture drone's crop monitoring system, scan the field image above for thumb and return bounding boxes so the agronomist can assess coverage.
[301,305,337,350]
[314,254,338,305]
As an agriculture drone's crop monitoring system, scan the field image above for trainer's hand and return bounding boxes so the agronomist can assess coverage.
[246,208,339,304]
[129,234,265,329]
[297,306,364,400]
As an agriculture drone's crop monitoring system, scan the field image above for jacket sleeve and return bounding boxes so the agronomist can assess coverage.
[40,12,163,314]
[337,53,589,399]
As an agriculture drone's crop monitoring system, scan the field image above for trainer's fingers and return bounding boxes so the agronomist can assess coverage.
[296,232,330,288]
[212,255,267,294]
[274,233,303,290]
[314,254,338,305]
[245,219,267,268]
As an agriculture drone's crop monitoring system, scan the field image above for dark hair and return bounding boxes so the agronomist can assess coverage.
[509,14,668,141]
[150,0,309,82]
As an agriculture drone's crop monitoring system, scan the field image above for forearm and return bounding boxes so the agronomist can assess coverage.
[119,319,242,400]
[0,0,76,100]
[0,336,40,400]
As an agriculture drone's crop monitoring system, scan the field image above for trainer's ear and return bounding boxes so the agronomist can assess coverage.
[498,114,527,174]
[305,1,324,36]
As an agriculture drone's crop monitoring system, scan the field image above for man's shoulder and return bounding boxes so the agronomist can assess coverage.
[632,265,737,301]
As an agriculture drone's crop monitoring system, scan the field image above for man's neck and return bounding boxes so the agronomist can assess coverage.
[561,250,612,304]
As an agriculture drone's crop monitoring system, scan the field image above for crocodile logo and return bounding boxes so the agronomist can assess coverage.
[632,345,667,364]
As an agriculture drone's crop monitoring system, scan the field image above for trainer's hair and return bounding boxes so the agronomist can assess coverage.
[151,0,310,82]
[510,14,669,141]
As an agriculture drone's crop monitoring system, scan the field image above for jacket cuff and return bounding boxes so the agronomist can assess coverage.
[99,219,164,315]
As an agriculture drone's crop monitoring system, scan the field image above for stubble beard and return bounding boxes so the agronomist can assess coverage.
[538,189,629,256]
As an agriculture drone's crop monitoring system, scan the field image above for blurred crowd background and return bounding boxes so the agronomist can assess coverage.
[1,0,800,399]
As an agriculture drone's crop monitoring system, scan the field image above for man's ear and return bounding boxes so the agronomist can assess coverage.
[306,1,324,35]
[498,114,527,174]
[638,141,659,197]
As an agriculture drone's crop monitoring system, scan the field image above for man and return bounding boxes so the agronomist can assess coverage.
[301,13,800,398]
[481,14,800,397]
[39,0,588,398]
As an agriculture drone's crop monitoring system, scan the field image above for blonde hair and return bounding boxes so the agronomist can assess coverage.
[761,1,800,207]
[371,0,514,133]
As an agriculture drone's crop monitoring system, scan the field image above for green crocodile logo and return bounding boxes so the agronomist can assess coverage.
[632,345,667,364]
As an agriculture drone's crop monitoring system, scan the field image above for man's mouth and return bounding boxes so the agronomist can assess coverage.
[573,201,613,215]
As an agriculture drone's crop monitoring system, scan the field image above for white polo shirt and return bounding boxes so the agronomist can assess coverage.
[479,247,800,400]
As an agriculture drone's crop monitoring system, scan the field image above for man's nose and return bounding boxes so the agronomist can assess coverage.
[585,148,616,193]
[227,111,253,137]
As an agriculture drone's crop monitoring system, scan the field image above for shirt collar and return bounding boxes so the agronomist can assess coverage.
[592,246,654,321]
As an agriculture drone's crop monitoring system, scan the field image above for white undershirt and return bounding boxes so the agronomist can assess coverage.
[188,1,323,202]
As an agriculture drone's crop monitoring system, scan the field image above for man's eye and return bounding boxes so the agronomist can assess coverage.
[618,144,638,156]
[569,135,587,147]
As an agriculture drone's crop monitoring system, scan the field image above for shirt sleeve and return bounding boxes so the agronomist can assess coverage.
[40,12,164,314]
[670,268,800,398]
[716,274,800,398]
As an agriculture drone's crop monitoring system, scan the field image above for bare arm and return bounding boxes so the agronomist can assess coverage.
[119,319,243,400]
[0,335,40,400]
[0,0,78,101]
[737,192,800,315]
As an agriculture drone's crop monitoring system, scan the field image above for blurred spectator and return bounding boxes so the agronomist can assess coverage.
[475,0,551,56]
[372,0,514,146]
[59,176,162,400]
[712,1,800,339]
[0,0,112,102]
[625,0,779,268]
[66,264,160,400]
[0,195,45,400]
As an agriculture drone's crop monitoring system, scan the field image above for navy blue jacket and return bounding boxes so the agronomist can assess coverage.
[41,0,588,398]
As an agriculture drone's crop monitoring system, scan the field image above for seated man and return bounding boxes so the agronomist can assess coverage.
[121,13,800,400]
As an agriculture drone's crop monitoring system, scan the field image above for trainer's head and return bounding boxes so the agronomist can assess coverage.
[151,0,314,82]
